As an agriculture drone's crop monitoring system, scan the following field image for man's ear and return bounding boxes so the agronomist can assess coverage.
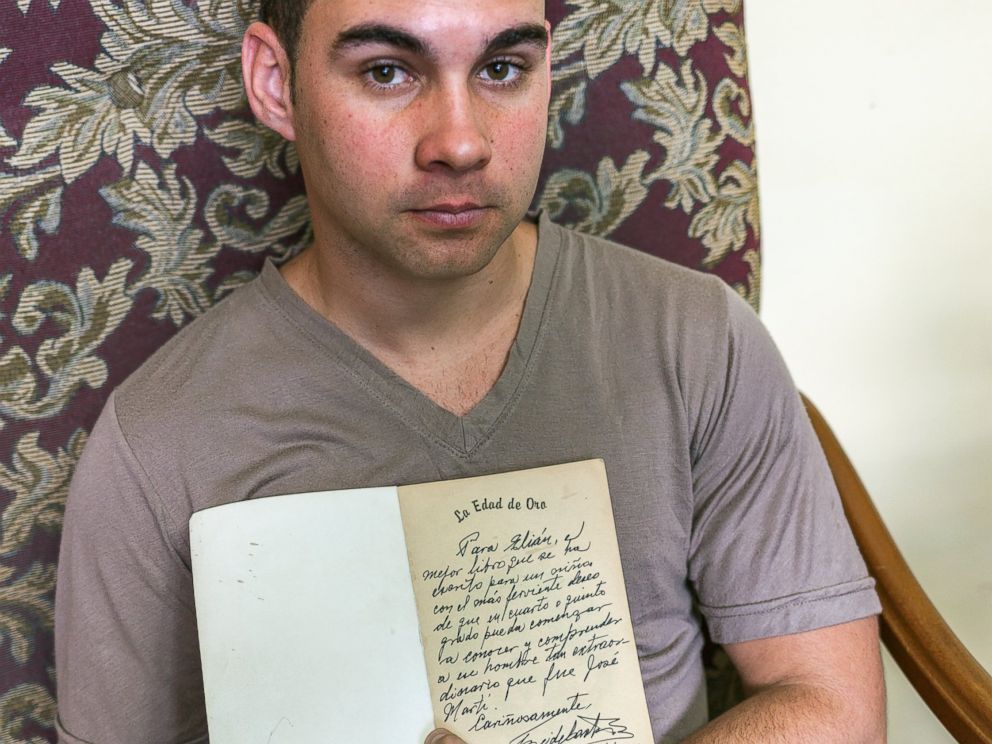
[242,21,297,141]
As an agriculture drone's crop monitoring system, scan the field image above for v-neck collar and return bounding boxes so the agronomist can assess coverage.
[257,213,563,457]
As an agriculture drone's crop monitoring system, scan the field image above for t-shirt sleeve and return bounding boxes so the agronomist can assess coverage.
[55,393,208,744]
[686,285,880,644]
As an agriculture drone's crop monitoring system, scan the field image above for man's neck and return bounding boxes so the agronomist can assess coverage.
[280,220,539,416]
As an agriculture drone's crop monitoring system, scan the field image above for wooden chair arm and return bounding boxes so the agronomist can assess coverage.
[801,394,992,743]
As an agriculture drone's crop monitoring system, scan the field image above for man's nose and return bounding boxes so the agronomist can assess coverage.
[414,83,492,174]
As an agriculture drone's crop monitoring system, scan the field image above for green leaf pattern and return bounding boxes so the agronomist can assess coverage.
[3,0,254,258]
[549,0,746,143]
[689,158,760,266]
[8,57,154,182]
[2,260,132,426]
[0,682,56,744]
[8,184,63,262]
[539,151,651,236]
[101,163,217,325]
[205,185,311,258]
[625,60,721,212]
[1,432,86,558]
[205,120,300,179]
[0,562,56,666]
[546,1,759,289]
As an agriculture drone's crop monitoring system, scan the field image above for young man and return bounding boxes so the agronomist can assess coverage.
[54,1,886,742]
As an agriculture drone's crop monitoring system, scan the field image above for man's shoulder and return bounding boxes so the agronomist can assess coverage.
[113,271,276,439]
[542,217,739,327]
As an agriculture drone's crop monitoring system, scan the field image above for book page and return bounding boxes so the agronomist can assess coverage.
[190,487,434,743]
[398,460,653,744]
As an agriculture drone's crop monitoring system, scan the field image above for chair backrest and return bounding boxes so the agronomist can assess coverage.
[0,1,759,738]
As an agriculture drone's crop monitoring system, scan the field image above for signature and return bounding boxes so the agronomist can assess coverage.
[508,710,635,744]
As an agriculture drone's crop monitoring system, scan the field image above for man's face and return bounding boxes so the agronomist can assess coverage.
[287,0,551,281]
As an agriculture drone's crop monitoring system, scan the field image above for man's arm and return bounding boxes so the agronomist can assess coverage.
[55,396,207,743]
[684,616,886,742]
[424,617,885,744]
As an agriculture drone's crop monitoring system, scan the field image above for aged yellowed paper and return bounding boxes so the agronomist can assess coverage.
[399,460,652,744]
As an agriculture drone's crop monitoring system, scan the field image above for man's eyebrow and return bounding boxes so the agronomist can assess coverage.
[482,24,549,57]
[332,23,431,58]
[330,22,548,61]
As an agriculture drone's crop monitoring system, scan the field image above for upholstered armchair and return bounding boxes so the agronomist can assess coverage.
[1,1,988,741]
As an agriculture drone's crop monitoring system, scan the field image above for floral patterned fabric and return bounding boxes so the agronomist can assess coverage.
[0,1,759,739]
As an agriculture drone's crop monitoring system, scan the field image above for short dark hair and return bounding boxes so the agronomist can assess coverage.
[259,0,315,73]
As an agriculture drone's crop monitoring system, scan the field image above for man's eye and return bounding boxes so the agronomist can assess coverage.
[481,61,521,83]
[368,65,407,86]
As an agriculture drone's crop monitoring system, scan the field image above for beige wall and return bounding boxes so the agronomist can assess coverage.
[746,0,992,740]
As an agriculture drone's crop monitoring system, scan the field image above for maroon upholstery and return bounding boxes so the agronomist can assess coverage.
[0,1,758,738]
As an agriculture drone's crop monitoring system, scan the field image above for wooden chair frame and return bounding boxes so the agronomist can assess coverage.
[803,396,992,743]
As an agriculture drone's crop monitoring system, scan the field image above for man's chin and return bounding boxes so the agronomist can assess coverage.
[384,228,516,282]
[393,247,507,282]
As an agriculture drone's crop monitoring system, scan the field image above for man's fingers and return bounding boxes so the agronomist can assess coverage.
[425,728,467,744]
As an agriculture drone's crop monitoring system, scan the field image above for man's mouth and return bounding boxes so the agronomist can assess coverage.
[408,202,491,229]
[421,202,483,213]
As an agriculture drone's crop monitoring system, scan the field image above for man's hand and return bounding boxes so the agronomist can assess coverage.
[685,616,886,743]
[426,729,467,744]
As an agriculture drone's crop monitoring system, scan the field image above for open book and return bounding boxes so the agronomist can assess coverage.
[190,459,653,743]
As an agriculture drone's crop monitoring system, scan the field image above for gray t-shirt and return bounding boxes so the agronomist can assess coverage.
[55,216,880,743]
